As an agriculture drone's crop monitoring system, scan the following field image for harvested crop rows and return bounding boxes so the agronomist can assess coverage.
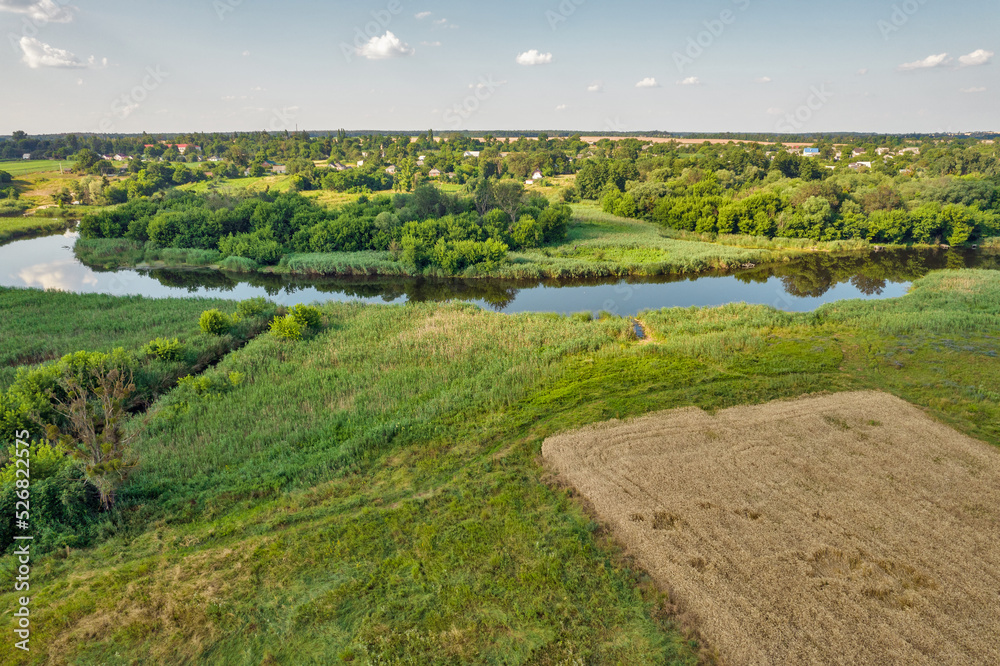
[543,391,1000,665]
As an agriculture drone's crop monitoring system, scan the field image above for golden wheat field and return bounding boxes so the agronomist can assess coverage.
[543,392,1000,666]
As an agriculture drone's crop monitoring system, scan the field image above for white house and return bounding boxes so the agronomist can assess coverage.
[900,147,920,155]
[385,165,396,175]
[852,148,866,157]
[272,164,287,174]
[22,153,31,160]
[876,147,891,155]
[357,160,364,167]
[463,151,481,158]
[802,148,821,158]
[531,170,544,181]
[849,161,873,170]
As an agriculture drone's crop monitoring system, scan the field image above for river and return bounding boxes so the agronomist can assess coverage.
[1,230,996,316]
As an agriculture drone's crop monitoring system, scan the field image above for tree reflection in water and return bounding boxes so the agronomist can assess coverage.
[122,248,996,310]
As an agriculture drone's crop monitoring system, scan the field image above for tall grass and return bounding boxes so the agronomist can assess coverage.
[0,217,71,245]
[0,287,249,391]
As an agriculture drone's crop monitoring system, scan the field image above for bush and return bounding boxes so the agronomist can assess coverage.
[199,309,232,336]
[142,337,185,361]
[270,315,304,340]
[289,304,322,329]
[236,297,271,318]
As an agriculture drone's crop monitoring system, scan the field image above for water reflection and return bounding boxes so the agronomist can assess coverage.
[1,231,996,315]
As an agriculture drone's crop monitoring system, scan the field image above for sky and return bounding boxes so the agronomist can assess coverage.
[0,0,997,135]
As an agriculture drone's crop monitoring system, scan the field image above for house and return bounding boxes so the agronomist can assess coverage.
[876,147,891,155]
[849,161,873,170]
[272,164,287,174]
[446,172,457,180]
[208,156,222,162]
[802,148,821,158]
[385,165,397,175]
[357,160,364,167]
[899,147,920,155]
[417,155,426,165]
[114,154,129,162]
[332,162,347,171]
[852,148,866,157]
[428,168,442,177]
[463,151,481,158]
[22,153,31,160]
[524,179,535,186]
[531,170,544,181]
[175,144,200,155]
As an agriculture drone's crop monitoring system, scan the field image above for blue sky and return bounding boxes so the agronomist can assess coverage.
[1,0,997,134]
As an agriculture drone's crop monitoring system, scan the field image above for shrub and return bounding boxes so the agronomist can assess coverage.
[290,304,322,329]
[270,315,304,340]
[142,337,185,361]
[199,309,232,336]
[237,297,271,318]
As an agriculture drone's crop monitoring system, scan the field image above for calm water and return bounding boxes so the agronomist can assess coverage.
[1,231,996,316]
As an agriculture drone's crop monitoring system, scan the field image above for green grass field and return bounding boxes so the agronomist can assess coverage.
[0,160,67,177]
[0,217,72,246]
[0,288,250,392]
[0,269,998,663]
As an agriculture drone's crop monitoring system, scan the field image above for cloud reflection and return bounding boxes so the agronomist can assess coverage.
[17,260,99,292]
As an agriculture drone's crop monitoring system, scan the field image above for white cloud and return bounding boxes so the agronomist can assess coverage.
[898,53,952,71]
[587,81,604,93]
[516,49,553,66]
[678,76,701,85]
[754,76,772,83]
[357,31,414,60]
[421,41,442,47]
[961,86,987,93]
[959,49,994,67]
[0,0,73,23]
[555,104,567,111]
[635,77,659,88]
[415,11,431,19]
[19,36,86,69]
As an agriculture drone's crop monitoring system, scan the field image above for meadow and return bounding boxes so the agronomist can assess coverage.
[0,218,72,246]
[0,160,67,177]
[0,269,998,663]
[0,288,249,391]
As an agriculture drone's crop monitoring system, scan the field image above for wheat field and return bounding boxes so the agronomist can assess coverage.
[543,391,1000,665]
